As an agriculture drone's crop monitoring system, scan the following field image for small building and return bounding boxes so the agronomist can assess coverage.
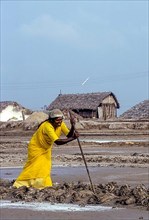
[47,92,120,120]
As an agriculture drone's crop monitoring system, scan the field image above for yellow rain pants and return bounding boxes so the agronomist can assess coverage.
[13,121,69,189]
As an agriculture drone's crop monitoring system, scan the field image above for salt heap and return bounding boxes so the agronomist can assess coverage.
[0,101,33,122]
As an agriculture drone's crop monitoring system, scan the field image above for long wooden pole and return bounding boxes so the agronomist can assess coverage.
[69,111,95,193]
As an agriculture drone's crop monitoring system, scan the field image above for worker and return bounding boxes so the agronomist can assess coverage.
[13,109,79,189]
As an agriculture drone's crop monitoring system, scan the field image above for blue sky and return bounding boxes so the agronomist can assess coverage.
[1,0,148,115]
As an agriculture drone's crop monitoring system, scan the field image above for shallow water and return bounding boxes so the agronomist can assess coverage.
[1,166,148,187]
[80,138,148,143]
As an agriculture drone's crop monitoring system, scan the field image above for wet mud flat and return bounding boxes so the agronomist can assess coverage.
[0,178,149,220]
[0,130,149,219]
[0,178,149,209]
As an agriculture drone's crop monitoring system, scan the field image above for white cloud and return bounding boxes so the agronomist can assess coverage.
[20,11,145,51]
[20,14,79,42]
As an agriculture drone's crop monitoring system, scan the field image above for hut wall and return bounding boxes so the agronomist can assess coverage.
[99,95,117,120]
[102,103,116,120]
[102,95,117,106]
[98,107,103,119]
[97,96,117,120]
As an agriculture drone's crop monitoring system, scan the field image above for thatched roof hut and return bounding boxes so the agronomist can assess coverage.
[47,92,120,120]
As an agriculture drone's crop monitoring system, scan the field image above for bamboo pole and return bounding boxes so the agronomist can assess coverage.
[69,111,95,194]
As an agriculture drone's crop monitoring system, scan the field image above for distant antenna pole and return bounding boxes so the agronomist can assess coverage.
[60,89,62,95]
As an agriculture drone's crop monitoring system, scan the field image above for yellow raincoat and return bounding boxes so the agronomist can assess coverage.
[13,121,69,189]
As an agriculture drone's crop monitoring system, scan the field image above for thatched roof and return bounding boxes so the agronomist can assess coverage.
[119,100,149,119]
[47,92,120,110]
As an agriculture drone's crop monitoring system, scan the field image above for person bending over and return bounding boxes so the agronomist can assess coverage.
[13,109,79,189]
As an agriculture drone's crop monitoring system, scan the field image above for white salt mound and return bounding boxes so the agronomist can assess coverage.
[0,105,29,122]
